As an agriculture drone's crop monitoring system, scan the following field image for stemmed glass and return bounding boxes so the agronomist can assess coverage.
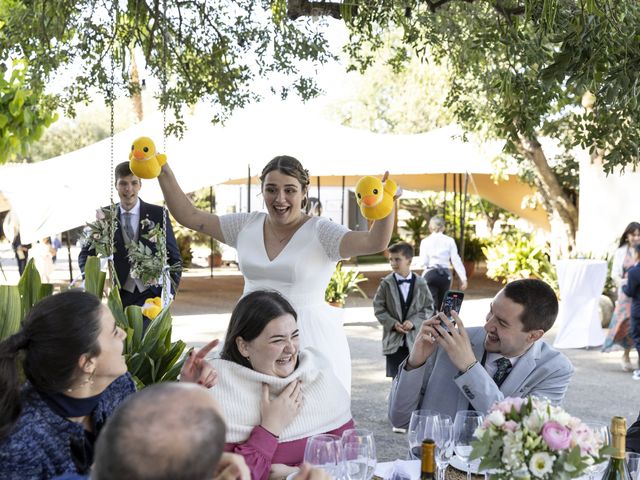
[303,434,344,478]
[408,409,440,460]
[585,421,610,480]
[435,415,454,480]
[453,410,484,480]
[341,428,377,480]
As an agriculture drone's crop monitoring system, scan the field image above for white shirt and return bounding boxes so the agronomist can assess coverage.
[119,200,141,241]
[393,272,413,302]
[485,352,521,378]
[418,232,467,282]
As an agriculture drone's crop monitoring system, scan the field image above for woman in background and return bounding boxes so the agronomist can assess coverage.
[602,221,640,371]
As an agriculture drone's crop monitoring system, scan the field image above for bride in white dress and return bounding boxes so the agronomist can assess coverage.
[157,155,396,392]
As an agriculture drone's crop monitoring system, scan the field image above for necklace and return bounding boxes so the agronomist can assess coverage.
[267,216,305,244]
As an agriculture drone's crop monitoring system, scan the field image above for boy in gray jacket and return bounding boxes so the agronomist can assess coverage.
[374,242,434,379]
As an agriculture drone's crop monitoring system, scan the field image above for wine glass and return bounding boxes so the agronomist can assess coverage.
[626,452,640,480]
[453,410,484,480]
[435,415,454,480]
[341,428,377,480]
[408,409,440,459]
[585,421,610,479]
[303,434,344,478]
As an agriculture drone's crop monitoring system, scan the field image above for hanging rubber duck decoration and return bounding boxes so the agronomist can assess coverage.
[141,297,163,320]
[355,175,399,221]
[129,137,167,179]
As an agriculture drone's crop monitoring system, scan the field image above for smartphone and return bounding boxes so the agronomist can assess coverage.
[440,290,464,323]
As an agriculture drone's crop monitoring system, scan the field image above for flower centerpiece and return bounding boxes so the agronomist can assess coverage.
[127,218,180,289]
[470,396,611,479]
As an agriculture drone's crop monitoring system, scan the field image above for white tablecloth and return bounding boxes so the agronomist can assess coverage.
[553,259,607,349]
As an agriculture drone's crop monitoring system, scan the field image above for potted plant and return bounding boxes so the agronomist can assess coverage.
[324,262,368,308]
[460,235,486,278]
[207,239,223,267]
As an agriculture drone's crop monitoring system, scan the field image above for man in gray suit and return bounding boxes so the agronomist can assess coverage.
[388,278,574,426]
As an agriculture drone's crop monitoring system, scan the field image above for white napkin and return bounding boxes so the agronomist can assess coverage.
[373,460,420,480]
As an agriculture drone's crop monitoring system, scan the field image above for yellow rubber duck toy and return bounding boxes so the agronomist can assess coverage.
[141,297,163,320]
[129,137,167,179]
[355,175,398,221]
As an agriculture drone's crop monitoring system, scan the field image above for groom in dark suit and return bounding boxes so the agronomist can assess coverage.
[388,278,574,425]
[79,162,182,309]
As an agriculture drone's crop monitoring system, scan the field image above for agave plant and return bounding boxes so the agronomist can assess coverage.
[0,259,54,342]
[324,262,368,307]
[83,256,188,389]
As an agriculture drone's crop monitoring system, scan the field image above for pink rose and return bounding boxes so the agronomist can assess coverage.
[495,397,527,414]
[541,421,572,451]
[503,420,519,432]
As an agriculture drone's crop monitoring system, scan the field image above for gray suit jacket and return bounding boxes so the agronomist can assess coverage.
[373,273,434,355]
[388,327,574,427]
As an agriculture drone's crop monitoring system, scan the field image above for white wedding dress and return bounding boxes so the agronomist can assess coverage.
[220,211,352,393]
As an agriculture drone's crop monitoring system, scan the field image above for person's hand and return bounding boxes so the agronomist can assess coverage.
[431,312,476,372]
[406,316,441,370]
[213,453,251,480]
[179,338,219,388]
[260,380,303,437]
[393,321,406,334]
[269,464,300,480]
[401,320,414,331]
[293,464,332,480]
[460,280,468,291]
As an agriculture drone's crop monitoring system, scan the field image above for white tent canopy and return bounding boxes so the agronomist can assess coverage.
[0,101,545,244]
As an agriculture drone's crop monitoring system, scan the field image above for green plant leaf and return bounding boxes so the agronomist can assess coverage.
[0,285,22,341]
[84,256,106,298]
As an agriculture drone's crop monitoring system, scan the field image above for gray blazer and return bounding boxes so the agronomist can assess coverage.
[373,273,434,355]
[388,327,574,427]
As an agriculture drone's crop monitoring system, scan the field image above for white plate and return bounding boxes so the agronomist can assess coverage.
[449,455,482,474]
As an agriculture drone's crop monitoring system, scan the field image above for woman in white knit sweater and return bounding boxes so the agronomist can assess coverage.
[211,290,354,480]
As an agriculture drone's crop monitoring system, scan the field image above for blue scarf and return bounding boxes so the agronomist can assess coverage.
[38,390,104,474]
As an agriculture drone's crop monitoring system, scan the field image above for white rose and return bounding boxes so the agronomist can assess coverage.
[487,410,506,427]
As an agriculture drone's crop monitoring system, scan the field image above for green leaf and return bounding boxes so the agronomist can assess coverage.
[83,256,106,298]
[18,259,45,319]
[0,285,22,341]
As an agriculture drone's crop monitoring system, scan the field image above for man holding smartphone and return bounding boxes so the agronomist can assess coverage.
[387,278,574,425]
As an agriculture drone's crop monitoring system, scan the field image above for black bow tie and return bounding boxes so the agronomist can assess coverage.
[397,278,412,284]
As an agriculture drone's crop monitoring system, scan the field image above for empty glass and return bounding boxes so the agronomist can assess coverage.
[627,452,640,480]
[585,421,610,480]
[435,415,454,480]
[453,410,484,480]
[342,428,377,480]
[408,409,440,459]
[303,434,344,478]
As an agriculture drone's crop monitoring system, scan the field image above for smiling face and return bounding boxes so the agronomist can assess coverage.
[262,170,306,226]
[236,313,299,378]
[116,174,141,211]
[627,229,640,248]
[483,289,543,358]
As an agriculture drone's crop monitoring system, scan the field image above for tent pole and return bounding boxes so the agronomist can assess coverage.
[247,165,251,213]
[209,185,214,278]
[458,173,463,244]
[443,174,447,220]
[460,173,469,261]
[317,176,320,214]
[65,230,73,283]
[452,173,457,239]
[341,176,345,225]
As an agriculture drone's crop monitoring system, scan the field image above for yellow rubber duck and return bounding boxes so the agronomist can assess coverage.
[355,175,398,221]
[141,297,163,320]
[129,137,167,179]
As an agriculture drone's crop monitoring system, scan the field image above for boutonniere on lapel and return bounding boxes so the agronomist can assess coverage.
[127,218,179,288]
[140,216,156,233]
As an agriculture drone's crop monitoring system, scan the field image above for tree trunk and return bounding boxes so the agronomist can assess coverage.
[130,52,144,123]
[515,134,578,259]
